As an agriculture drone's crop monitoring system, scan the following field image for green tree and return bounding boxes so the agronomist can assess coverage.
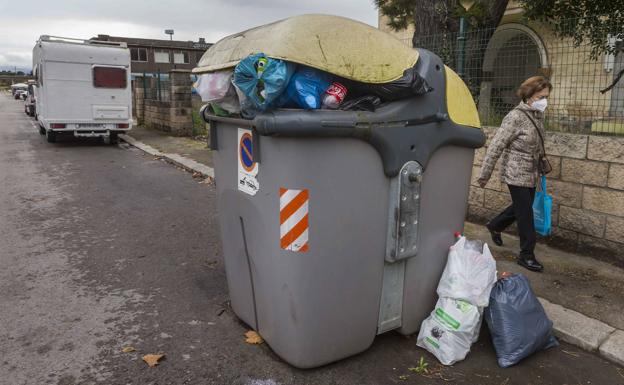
[375,0,509,47]
[520,0,624,58]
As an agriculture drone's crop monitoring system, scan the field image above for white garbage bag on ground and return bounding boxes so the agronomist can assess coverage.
[417,236,497,365]
[436,236,497,307]
[416,297,482,365]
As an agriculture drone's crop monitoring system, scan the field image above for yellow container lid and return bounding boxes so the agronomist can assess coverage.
[193,14,418,84]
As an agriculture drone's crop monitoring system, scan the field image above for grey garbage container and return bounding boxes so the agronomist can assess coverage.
[202,49,485,368]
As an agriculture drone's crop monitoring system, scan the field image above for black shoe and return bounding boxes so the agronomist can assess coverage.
[486,224,503,246]
[517,256,544,272]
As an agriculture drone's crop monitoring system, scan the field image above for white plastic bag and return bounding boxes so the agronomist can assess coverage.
[195,71,233,102]
[436,236,497,307]
[194,71,242,114]
[416,297,482,365]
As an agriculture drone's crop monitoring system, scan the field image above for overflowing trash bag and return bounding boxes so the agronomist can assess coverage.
[343,65,433,102]
[417,236,496,365]
[275,66,332,109]
[339,95,382,112]
[195,70,241,114]
[233,53,295,111]
[195,70,231,102]
[485,273,559,368]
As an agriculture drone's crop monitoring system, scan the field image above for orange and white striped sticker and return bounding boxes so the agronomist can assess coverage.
[279,188,309,253]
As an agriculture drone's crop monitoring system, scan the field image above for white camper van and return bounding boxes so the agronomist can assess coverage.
[33,35,132,143]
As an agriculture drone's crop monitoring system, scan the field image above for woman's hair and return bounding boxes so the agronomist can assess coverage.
[516,76,553,102]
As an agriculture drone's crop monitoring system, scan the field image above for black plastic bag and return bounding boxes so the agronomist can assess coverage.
[339,95,382,111]
[485,274,558,368]
[342,66,433,102]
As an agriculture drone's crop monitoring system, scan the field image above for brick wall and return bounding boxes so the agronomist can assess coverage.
[469,127,624,264]
[133,70,193,136]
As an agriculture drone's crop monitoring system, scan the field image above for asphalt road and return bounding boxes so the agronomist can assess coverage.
[0,93,622,385]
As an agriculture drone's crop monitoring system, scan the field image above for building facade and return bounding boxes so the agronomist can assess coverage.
[93,34,212,77]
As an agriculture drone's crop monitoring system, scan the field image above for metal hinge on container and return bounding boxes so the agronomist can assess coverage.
[386,161,422,263]
[378,161,423,334]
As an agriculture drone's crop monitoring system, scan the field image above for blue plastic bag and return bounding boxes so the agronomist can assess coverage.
[233,53,295,111]
[533,175,552,236]
[485,274,558,368]
[276,66,332,109]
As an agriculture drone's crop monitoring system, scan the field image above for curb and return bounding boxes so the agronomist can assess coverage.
[120,134,623,368]
[119,134,214,179]
[538,297,623,366]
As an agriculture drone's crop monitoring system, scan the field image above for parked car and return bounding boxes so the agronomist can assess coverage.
[10,83,28,97]
[14,89,27,100]
[32,35,132,143]
[24,83,37,116]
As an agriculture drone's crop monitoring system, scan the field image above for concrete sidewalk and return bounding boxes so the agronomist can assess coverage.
[120,125,624,367]
[126,124,213,169]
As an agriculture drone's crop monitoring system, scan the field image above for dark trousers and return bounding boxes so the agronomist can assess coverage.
[488,184,536,258]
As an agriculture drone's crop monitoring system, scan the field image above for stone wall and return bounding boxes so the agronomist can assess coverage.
[133,70,193,136]
[469,127,624,264]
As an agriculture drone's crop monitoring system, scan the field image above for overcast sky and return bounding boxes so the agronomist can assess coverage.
[0,0,379,71]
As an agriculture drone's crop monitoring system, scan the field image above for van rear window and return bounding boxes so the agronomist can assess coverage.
[93,66,127,88]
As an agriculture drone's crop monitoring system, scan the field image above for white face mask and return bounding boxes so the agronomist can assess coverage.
[532,98,548,112]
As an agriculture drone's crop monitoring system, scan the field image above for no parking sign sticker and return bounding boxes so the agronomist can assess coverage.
[238,128,259,196]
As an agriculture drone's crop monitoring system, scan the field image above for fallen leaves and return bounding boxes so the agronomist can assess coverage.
[142,353,165,367]
[245,330,264,344]
[121,346,136,353]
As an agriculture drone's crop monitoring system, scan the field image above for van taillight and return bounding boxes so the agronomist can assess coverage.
[117,123,129,128]
[50,123,66,128]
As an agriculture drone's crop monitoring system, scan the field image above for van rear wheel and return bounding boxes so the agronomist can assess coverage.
[46,130,56,143]
[39,125,46,135]
[109,132,119,145]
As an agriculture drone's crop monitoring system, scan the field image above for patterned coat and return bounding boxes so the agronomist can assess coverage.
[478,102,545,188]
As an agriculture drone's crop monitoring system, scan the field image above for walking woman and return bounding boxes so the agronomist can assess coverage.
[478,76,552,272]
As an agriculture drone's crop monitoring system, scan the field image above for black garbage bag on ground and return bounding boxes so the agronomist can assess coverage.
[484,273,559,368]
[341,66,433,102]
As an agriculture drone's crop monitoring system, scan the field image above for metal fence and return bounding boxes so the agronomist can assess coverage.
[405,20,624,135]
[142,73,170,102]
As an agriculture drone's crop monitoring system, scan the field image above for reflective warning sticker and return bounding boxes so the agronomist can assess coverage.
[238,128,259,196]
[279,188,309,253]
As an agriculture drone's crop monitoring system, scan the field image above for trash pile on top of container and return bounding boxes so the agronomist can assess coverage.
[193,14,433,118]
[195,55,433,118]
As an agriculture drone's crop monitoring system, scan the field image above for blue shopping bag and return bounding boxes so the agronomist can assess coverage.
[533,175,552,236]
